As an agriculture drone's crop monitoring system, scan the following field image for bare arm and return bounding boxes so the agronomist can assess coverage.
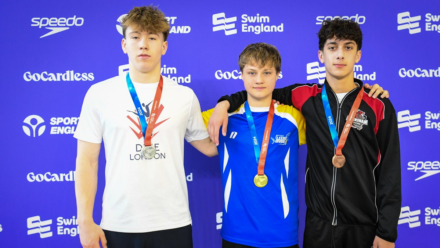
[75,140,107,248]
[190,137,218,157]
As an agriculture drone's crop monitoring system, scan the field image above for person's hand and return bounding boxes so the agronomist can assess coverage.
[79,221,107,248]
[364,83,389,98]
[372,236,394,248]
[208,101,230,146]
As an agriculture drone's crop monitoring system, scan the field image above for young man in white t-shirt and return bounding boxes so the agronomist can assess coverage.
[74,6,217,248]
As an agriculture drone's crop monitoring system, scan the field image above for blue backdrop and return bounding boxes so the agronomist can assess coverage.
[1,0,439,247]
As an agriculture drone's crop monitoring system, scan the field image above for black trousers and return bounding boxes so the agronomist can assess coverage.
[303,210,376,248]
[223,239,300,248]
[103,224,193,248]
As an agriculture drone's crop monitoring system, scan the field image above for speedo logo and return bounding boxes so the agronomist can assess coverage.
[31,16,84,38]
[316,14,366,25]
[407,161,440,181]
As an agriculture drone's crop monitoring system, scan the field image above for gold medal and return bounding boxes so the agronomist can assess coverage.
[332,154,346,168]
[254,174,268,188]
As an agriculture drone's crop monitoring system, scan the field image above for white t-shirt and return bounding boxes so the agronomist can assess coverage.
[74,75,209,233]
[336,92,348,103]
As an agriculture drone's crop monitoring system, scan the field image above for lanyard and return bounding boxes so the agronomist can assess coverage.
[244,101,275,176]
[126,73,164,147]
[321,84,364,157]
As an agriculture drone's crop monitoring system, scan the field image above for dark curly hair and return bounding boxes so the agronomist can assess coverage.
[318,19,363,51]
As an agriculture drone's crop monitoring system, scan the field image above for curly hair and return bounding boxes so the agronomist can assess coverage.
[238,43,282,73]
[318,19,363,51]
[121,5,170,41]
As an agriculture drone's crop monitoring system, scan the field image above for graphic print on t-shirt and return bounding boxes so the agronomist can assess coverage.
[127,101,170,140]
[352,109,368,131]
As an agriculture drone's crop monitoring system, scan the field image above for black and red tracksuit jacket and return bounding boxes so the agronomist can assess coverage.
[220,78,401,244]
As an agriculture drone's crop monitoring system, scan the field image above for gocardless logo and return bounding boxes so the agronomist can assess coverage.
[23,71,94,82]
[27,171,75,182]
[23,115,46,137]
[31,16,84,38]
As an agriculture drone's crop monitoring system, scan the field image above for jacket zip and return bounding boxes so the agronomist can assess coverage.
[328,86,359,226]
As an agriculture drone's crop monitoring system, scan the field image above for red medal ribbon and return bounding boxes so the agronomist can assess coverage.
[257,101,275,175]
[335,88,364,156]
[144,76,164,147]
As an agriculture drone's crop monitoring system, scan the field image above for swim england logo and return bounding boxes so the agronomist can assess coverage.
[398,110,421,132]
[213,13,237,35]
[31,16,84,38]
[307,62,326,84]
[212,12,284,35]
[23,115,46,137]
[28,216,53,238]
[397,12,421,34]
[398,206,421,228]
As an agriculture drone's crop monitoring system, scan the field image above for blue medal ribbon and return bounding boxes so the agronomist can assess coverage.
[244,101,262,165]
[126,73,148,140]
[321,85,339,148]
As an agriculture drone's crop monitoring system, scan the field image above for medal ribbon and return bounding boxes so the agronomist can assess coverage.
[244,101,275,176]
[126,73,164,147]
[321,84,364,156]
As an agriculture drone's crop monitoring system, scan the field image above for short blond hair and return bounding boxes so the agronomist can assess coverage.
[122,5,170,41]
[238,43,281,73]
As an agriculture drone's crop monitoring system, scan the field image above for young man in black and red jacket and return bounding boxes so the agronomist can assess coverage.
[208,19,401,248]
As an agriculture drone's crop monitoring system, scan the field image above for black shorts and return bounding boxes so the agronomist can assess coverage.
[103,224,193,248]
[303,210,376,248]
[222,239,300,248]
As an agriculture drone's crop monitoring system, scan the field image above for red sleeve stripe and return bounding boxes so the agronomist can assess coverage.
[362,90,385,134]
[291,84,323,112]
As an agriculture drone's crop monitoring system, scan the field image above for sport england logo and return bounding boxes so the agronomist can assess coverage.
[31,16,84,38]
[212,12,284,35]
[119,64,191,83]
[307,62,326,84]
[316,14,366,25]
[398,206,421,228]
[28,216,53,238]
[116,15,190,35]
[213,13,237,35]
[397,110,421,132]
[397,12,421,34]
[23,115,79,136]
[398,12,440,34]
[23,115,46,137]
[407,161,440,181]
